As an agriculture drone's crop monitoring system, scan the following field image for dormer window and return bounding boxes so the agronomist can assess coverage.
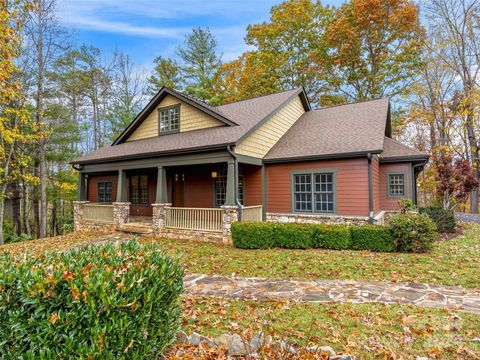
[158,105,180,134]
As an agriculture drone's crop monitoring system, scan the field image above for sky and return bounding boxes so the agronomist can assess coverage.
[57,0,345,72]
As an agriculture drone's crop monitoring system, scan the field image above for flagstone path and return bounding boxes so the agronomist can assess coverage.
[184,274,480,314]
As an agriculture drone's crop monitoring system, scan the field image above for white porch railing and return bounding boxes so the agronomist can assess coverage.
[165,207,223,232]
[242,205,263,222]
[83,203,114,223]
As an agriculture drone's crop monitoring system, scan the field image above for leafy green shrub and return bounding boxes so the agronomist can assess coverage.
[419,207,456,233]
[274,223,315,249]
[312,224,351,250]
[389,212,438,253]
[351,225,395,252]
[2,219,14,243]
[0,240,183,358]
[232,221,276,249]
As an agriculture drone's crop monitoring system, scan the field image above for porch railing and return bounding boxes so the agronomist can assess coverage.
[242,205,263,222]
[82,203,114,223]
[165,207,223,232]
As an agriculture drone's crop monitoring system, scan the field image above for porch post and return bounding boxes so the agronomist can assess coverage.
[262,165,266,221]
[77,173,87,201]
[116,169,127,202]
[156,166,167,203]
[225,159,236,205]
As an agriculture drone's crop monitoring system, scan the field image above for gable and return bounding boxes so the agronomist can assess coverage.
[235,95,306,158]
[126,95,225,142]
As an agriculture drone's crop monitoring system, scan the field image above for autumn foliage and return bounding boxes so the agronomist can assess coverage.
[0,240,184,358]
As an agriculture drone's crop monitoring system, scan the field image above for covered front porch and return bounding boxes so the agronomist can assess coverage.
[74,151,264,242]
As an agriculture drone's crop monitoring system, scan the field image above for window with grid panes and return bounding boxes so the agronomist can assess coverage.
[388,174,405,197]
[129,175,149,204]
[293,172,335,213]
[214,169,244,207]
[97,182,112,203]
[158,105,180,133]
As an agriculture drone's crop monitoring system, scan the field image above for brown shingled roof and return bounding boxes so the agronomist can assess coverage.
[264,98,390,162]
[74,88,304,164]
[380,137,428,162]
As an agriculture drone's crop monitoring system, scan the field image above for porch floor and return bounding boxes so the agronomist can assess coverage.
[118,216,153,235]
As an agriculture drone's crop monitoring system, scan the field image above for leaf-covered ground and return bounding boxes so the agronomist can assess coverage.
[2,223,480,288]
[181,296,480,359]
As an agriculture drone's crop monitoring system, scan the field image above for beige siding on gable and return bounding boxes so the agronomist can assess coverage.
[236,95,305,158]
[126,95,224,141]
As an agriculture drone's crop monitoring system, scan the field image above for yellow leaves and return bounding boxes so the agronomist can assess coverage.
[49,313,58,325]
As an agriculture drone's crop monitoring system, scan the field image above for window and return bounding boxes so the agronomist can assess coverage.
[388,174,405,197]
[214,169,244,207]
[158,105,180,133]
[293,171,335,213]
[97,182,112,203]
[130,175,149,204]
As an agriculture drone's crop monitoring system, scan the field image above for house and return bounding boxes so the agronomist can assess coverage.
[72,87,428,242]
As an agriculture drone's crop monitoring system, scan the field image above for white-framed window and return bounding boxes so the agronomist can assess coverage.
[158,105,180,133]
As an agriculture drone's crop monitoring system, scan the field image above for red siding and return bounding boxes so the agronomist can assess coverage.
[87,174,118,203]
[243,165,262,206]
[379,163,411,211]
[266,158,370,216]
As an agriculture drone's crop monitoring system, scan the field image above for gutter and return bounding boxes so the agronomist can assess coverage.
[226,145,243,220]
[411,159,429,206]
[367,153,374,223]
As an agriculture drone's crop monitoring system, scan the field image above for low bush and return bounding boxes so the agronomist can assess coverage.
[351,225,395,252]
[274,223,315,249]
[419,207,456,233]
[312,224,351,250]
[389,212,438,253]
[0,240,184,358]
[232,221,276,249]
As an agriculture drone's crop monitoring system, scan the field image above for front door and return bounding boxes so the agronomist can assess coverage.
[172,173,185,207]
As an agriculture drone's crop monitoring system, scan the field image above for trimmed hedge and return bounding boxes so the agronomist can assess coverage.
[275,223,315,249]
[351,225,395,252]
[0,240,184,358]
[390,212,438,253]
[313,224,351,250]
[231,221,276,249]
[419,207,456,233]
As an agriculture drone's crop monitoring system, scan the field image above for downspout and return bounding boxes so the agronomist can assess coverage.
[367,153,374,223]
[226,145,243,220]
[412,160,428,206]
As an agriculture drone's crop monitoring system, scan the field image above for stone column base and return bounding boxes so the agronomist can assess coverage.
[73,201,90,231]
[113,202,130,229]
[152,203,172,234]
[221,205,239,244]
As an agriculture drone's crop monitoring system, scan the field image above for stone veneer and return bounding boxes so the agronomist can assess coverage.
[266,211,399,226]
[73,201,116,233]
[221,205,238,244]
[112,202,130,228]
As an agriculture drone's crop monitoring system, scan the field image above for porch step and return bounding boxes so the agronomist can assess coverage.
[118,222,154,235]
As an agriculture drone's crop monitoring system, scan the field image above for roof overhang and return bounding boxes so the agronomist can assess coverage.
[379,155,429,163]
[263,150,383,164]
[112,87,238,145]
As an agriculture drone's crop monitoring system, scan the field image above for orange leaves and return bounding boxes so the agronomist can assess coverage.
[62,270,74,281]
[49,313,59,325]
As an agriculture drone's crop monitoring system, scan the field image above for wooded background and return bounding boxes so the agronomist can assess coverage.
[2,0,480,243]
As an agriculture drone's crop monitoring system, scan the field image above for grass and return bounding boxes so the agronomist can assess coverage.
[182,296,480,359]
[2,223,480,288]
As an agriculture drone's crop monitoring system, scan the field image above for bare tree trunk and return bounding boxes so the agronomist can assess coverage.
[33,160,40,237]
[22,179,31,236]
[11,181,21,236]
[465,113,479,213]
[0,185,6,245]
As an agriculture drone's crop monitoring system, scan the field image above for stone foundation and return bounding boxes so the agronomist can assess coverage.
[73,201,116,233]
[266,212,373,226]
[113,202,130,228]
[157,228,224,244]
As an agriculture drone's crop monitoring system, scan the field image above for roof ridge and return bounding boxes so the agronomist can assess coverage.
[312,97,389,111]
[217,88,301,108]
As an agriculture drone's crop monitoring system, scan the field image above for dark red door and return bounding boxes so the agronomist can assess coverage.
[172,173,185,207]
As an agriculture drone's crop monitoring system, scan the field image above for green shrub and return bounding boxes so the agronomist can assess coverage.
[351,225,395,252]
[2,219,14,243]
[274,223,315,249]
[232,221,276,249]
[419,207,456,233]
[389,212,438,253]
[0,240,183,358]
[312,224,351,250]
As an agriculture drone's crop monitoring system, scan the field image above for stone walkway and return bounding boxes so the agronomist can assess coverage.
[184,274,480,314]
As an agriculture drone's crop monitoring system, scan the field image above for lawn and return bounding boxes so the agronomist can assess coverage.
[181,296,480,359]
[2,223,480,288]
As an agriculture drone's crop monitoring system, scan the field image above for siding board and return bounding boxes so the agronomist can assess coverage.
[87,174,118,203]
[236,96,305,158]
[379,163,411,210]
[266,158,370,216]
[127,95,224,141]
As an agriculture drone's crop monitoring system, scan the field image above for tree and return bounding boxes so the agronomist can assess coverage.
[147,56,183,95]
[0,0,37,244]
[176,27,222,103]
[424,0,480,212]
[324,0,424,101]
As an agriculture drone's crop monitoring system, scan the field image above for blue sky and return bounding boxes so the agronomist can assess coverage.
[57,0,345,72]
